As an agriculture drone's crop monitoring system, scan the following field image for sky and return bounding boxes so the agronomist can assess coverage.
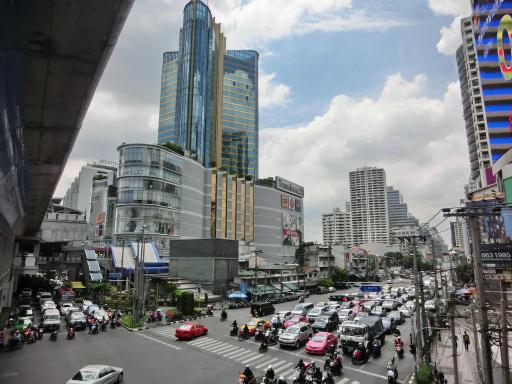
[55,0,473,244]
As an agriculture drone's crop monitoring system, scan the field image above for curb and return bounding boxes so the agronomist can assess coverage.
[407,371,415,384]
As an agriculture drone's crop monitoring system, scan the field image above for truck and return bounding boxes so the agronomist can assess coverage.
[338,316,386,353]
[42,308,61,331]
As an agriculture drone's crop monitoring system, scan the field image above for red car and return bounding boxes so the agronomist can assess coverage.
[283,314,308,329]
[305,332,338,355]
[175,322,208,340]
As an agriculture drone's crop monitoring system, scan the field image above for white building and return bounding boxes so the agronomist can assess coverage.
[450,220,464,249]
[62,162,116,219]
[349,167,389,245]
[322,207,352,246]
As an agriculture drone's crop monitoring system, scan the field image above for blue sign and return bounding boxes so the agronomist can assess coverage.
[359,285,382,293]
[109,272,122,279]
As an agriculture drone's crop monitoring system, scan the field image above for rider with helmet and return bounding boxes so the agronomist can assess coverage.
[243,365,254,383]
[265,365,275,382]
[277,376,287,384]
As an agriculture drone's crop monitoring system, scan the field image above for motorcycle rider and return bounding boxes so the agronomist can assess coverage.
[387,357,398,379]
[277,376,287,384]
[221,309,228,320]
[243,324,250,339]
[308,362,322,383]
[243,365,255,384]
[295,359,305,372]
[265,365,275,383]
[372,338,381,354]
[394,336,403,349]
[331,352,342,372]
[322,371,335,384]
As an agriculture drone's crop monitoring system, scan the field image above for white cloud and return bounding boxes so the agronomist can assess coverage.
[259,74,469,242]
[259,72,292,109]
[428,0,471,55]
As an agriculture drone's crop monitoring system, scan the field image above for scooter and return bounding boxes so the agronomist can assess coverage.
[259,340,268,353]
[25,330,36,344]
[387,368,397,383]
[37,327,44,340]
[372,342,381,358]
[238,329,249,341]
[67,327,75,340]
[49,330,58,341]
[351,346,367,365]
[327,359,342,376]
[396,345,404,359]
[230,325,238,337]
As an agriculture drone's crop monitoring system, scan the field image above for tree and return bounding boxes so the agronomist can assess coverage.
[160,141,184,155]
[332,267,348,287]
[255,177,275,187]
[455,262,474,284]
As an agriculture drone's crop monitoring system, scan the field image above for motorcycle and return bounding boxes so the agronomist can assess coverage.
[110,320,116,329]
[327,359,342,376]
[90,323,98,335]
[266,330,277,345]
[259,340,268,353]
[261,374,276,384]
[351,346,367,365]
[230,325,238,337]
[49,330,58,341]
[395,345,404,359]
[238,329,249,341]
[220,311,228,321]
[67,327,75,340]
[321,372,335,384]
[25,330,36,344]
[255,328,265,342]
[372,342,381,358]
[8,336,23,351]
[387,368,397,383]
[37,327,44,340]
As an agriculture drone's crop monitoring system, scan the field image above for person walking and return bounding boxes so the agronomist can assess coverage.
[462,331,470,351]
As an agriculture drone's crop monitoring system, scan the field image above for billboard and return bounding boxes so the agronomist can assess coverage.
[275,176,304,198]
[280,194,289,209]
[96,211,105,224]
[282,211,303,247]
[473,1,512,163]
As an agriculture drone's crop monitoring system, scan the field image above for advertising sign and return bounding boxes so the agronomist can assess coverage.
[96,211,105,224]
[275,176,304,198]
[280,194,289,209]
[295,199,302,213]
[481,243,512,266]
[282,212,303,247]
[289,198,295,210]
[359,285,382,293]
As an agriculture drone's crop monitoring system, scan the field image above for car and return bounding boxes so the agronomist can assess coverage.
[38,292,52,303]
[240,318,270,335]
[306,307,328,323]
[404,300,415,311]
[382,300,398,311]
[85,304,100,316]
[284,314,308,328]
[399,307,412,317]
[337,309,354,322]
[339,301,354,309]
[15,318,32,331]
[17,305,33,320]
[278,323,313,349]
[271,311,292,325]
[305,332,338,355]
[66,365,123,384]
[312,312,339,333]
[362,301,376,312]
[327,302,341,311]
[81,300,94,312]
[424,300,436,312]
[327,287,336,293]
[67,311,87,330]
[60,302,78,316]
[315,302,329,308]
[175,322,208,340]
[381,317,396,334]
[353,312,369,322]
[93,309,109,321]
[292,303,314,316]
[42,300,57,311]
[370,306,386,317]
[387,310,405,325]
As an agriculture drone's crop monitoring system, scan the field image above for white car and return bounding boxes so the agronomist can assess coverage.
[404,301,415,311]
[42,300,57,311]
[424,300,436,312]
[81,300,94,312]
[337,309,354,322]
[66,365,123,384]
[399,307,412,317]
[60,303,78,316]
[271,311,292,324]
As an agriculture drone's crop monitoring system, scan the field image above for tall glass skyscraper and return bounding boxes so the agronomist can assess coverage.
[157,0,259,178]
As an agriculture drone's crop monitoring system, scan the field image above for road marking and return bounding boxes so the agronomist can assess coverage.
[351,381,360,384]
[135,332,181,350]
[213,344,235,354]
[242,354,268,364]
[336,379,350,384]
[202,341,226,351]
[233,350,258,361]
[256,357,279,369]
[286,370,296,380]
[223,348,248,358]
[188,337,213,345]
[274,362,293,373]
[192,339,219,348]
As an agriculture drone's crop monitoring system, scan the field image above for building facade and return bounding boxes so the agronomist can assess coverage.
[457,2,512,188]
[450,220,464,249]
[157,0,259,178]
[322,207,352,246]
[349,167,389,245]
[387,186,419,230]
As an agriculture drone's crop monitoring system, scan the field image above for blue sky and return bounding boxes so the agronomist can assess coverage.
[56,0,473,243]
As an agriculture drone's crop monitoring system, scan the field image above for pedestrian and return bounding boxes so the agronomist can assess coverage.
[463,331,470,351]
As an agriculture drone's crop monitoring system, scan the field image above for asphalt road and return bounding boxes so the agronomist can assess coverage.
[0,280,415,384]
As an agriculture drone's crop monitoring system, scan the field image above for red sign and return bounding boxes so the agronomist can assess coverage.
[283,228,299,237]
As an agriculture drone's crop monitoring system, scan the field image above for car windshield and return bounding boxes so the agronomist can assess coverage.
[285,327,300,334]
[309,309,321,315]
[342,326,365,336]
[179,325,192,330]
[340,302,350,308]
[46,315,59,321]
[71,313,84,319]
[72,370,97,381]
[312,335,327,342]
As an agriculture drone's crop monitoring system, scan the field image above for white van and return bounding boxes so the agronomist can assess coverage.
[43,308,61,330]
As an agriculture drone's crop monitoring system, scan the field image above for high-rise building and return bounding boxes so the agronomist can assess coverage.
[387,186,419,229]
[349,167,389,245]
[157,0,258,178]
[457,2,512,187]
[450,220,464,249]
[322,207,352,246]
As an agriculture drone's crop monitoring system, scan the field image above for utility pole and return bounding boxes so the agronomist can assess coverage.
[500,282,510,384]
[418,269,431,363]
[449,291,460,384]
[132,238,140,324]
[411,237,424,366]
[470,302,483,384]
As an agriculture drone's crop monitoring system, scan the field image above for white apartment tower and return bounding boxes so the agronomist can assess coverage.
[322,207,352,246]
[349,167,389,245]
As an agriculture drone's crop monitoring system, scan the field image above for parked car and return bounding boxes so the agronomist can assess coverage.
[387,310,405,325]
[67,311,87,330]
[240,318,270,335]
[291,303,314,316]
[306,307,329,323]
[175,322,208,340]
[278,323,313,349]
[66,365,123,384]
[312,312,339,333]
[370,306,386,317]
[284,314,308,329]
[381,316,396,334]
[337,309,354,323]
[305,332,338,355]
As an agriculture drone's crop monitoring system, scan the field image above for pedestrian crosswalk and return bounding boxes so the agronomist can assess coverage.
[145,327,366,384]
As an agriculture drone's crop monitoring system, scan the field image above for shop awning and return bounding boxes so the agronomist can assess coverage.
[89,272,103,282]
[272,283,292,293]
[70,281,86,289]
[248,285,281,295]
[282,282,300,292]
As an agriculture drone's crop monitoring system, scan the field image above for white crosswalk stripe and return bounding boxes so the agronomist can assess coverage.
[336,378,350,384]
[212,344,235,354]
[273,362,293,374]
[233,350,259,361]
[188,337,213,346]
[191,339,218,347]
[286,370,296,380]
[271,360,288,370]
[242,353,267,364]
[202,341,226,351]
[351,381,359,384]
[256,357,279,369]
[222,348,247,358]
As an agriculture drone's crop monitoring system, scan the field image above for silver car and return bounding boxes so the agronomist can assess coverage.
[67,365,123,384]
[337,308,354,322]
[278,323,313,349]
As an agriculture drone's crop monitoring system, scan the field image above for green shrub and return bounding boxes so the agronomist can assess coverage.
[417,363,434,384]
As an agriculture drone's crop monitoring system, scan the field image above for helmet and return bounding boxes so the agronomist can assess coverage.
[268,365,272,370]
[279,377,284,380]
[311,361,316,366]
[246,365,250,369]
[397,336,401,341]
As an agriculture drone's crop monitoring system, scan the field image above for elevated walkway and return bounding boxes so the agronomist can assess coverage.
[84,249,102,282]
[109,242,168,275]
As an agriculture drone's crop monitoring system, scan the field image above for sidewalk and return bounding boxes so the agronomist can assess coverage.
[431,328,478,384]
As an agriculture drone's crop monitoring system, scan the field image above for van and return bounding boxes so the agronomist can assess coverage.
[291,302,314,315]
[250,302,275,317]
[43,308,61,331]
